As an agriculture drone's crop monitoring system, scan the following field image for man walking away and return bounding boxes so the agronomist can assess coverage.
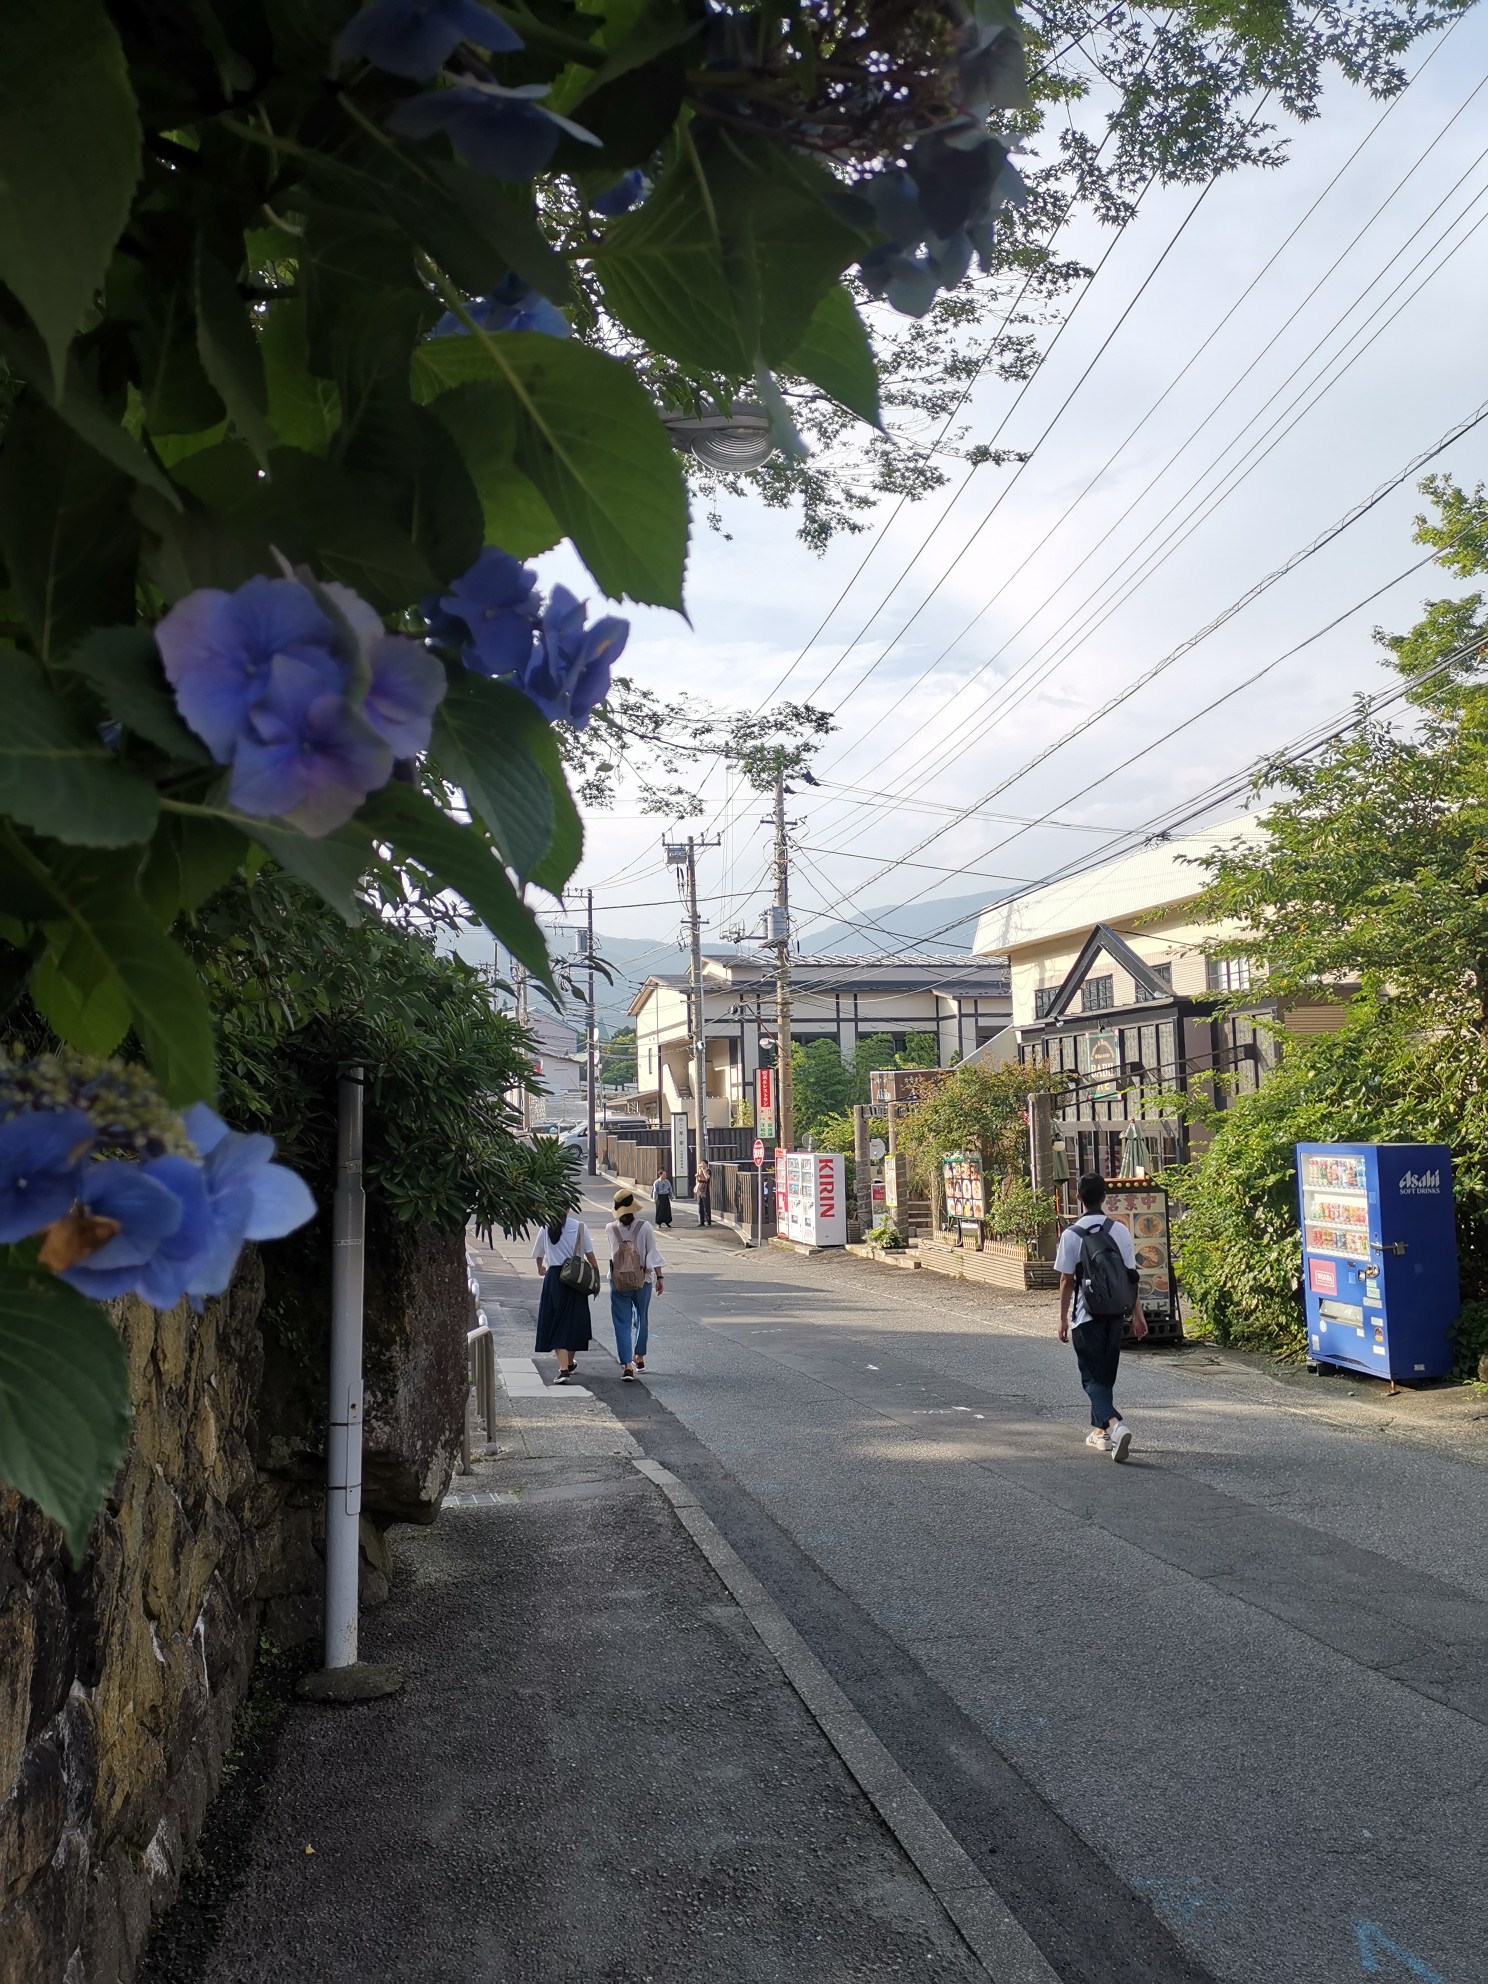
[1054,1173,1148,1461]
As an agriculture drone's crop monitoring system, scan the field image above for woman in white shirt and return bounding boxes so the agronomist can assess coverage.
[531,1209,600,1384]
[605,1188,665,1381]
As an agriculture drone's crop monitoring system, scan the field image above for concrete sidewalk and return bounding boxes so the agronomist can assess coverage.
[139,1251,994,1982]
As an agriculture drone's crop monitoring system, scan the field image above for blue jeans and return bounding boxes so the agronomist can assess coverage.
[1072,1316,1123,1428]
[609,1282,652,1365]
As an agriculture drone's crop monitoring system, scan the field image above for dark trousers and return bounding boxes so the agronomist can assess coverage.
[1072,1315,1124,1427]
[696,1185,711,1226]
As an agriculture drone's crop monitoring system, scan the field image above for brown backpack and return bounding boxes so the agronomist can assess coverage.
[612,1227,646,1292]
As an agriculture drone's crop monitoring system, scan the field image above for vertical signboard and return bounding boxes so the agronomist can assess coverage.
[670,1110,690,1192]
[756,1066,775,1139]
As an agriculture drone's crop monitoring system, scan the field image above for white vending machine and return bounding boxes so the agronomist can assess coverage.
[777,1151,847,1248]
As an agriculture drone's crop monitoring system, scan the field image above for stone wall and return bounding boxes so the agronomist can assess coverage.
[0,1219,469,1982]
[0,1257,267,1984]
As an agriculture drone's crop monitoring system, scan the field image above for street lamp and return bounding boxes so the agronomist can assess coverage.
[661,403,774,472]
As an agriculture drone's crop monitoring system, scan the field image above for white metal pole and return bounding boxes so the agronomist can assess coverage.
[324,1068,365,1670]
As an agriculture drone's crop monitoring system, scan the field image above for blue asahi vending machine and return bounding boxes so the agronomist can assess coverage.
[1296,1143,1459,1381]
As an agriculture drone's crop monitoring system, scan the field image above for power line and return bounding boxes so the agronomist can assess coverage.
[787,418,1488,946]
[806,158,1488,852]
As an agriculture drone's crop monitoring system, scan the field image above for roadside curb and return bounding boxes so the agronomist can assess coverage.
[631,1455,1062,1984]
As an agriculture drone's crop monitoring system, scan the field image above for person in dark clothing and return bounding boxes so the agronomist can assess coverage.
[531,1209,599,1383]
[1054,1173,1147,1461]
[653,1162,673,1226]
[695,1157,712,1226]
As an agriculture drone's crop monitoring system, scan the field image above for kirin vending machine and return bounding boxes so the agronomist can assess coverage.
[1295,1143,1459,1381]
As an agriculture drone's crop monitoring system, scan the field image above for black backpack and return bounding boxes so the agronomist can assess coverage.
[1076,1218,1133,1320]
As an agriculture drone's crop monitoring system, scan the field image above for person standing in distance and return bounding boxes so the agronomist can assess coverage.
[1055,1173,1147,1460]
[652,1159,674,1227]
[606,1188,665,1380]
[695,1156,712,1227]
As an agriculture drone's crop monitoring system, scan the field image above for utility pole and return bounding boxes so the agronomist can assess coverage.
[586,889,597,1177]
[684,837,709,1184]
[772,769,795,1151]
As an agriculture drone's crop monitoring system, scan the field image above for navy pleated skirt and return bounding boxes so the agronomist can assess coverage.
[534,1264,592,1353]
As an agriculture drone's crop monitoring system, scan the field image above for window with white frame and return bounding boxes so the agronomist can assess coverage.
[1206,956,1252,993]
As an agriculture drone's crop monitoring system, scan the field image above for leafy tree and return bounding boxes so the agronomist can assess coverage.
[601,1026,637,1086]
[897,1058,1061,1198]
[792,1038,854,1134]
[1172,480,1488,1365]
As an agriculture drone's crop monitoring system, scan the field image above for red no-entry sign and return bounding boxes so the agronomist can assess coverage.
[753,1137,765,1168]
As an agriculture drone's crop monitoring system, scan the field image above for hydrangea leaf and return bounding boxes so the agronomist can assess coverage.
[58,626,212,765]
[524,717,584,897]
[361,783,554,986]
[29,847,217,1105]
[29,943,132,1057]
[719,137,873,366]
[433,674,557,883]
[0,317,183,507]
[592,144,756,373]
[782,283,881,427]
[195,242,277,469]
[0,645,161,846]
[424,382,562,559]
[0,402,140,662]
[0,1256,131,1565]
[239,814,372,926]
[260,298,341,456]
[412,335,686,610]
[0,0,142,395]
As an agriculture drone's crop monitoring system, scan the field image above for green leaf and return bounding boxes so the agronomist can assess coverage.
[413,334,686,610]
[593,129,869,374]
[370,159,573,306]
[0,319,184,507]
[0,1257,131,1564]
[593,142,755,373]
[29,942,131,1054]
[58,626,211,764]
[240,814,370,925]
[0,0,142,393]
[360,783,552,984]
[29,846,217,1104]
[0,645,160,845]
[0,401,140,660]
[195,242,276,468]
[260,297,340,455]
[433,675,555,880]
[524,716,584,897]
[171,443,435,613]
[425,383,562,559]
[782,281,881,426]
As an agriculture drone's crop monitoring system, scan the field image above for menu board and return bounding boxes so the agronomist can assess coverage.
[942,1151,985,1225]
[1101,1185,1176,1318]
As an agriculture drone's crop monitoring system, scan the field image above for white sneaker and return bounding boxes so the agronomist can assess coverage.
[1085,1429,1113,1452]
[1110,1422,1133,1463]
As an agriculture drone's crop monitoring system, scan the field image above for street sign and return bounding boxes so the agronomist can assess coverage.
[868,1136,886,1162]
[753,1137,765,1168]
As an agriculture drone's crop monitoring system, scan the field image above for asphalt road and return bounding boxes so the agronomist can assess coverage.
[533,1184,1488,1984]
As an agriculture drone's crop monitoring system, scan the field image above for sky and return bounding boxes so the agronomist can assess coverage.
[530,9,1488,984]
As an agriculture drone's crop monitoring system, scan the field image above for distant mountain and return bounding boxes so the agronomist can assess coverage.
[442,886,1000,1037]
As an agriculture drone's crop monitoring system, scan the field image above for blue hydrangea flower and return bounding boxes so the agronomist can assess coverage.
[228,654,394,837]
[0,1108,94,1243]
[364,639,449,758]
[182,1106,317,1299]
[389,82,599,182]
[156,576,350,764]
[436,548,543,677]
[590,169,645,217]
[431,274,569,339]
[126,1156,216,1311]
[520,585,627,729]
[58,1161,188,1301]
[908,125,1009,242]
[336,0,523,79]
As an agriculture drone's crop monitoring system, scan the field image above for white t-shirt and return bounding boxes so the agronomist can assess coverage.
[605,1217,665,1284]
[1054,1213,1137,1328]
[531,1215,592,1269]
